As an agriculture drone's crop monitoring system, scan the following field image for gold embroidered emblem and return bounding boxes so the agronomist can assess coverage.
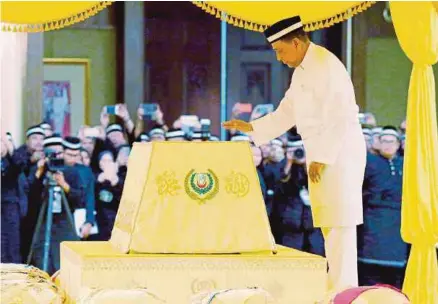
[191,278,217,294]
[184,169,219,204]
[155,171,181,197]
[225,171,250,198]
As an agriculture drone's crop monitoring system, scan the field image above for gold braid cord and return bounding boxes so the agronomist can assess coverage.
[192,1,376,32]
[1,1,114,33]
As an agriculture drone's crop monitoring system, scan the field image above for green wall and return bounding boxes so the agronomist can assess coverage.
[366,37,438,127]
[44,29,116,126]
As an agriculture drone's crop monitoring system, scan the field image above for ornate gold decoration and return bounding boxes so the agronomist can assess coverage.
[81,258,327,272]
[191,278,217,294]
[1,1,114,33]
[191,1,376,32]
[184,169,219,204]
[113,198,137,232]
[225,171,250,198]
[155,171,181,197]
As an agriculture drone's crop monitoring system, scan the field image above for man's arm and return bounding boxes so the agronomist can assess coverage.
[306,62,355,165]
[248,90,296,147]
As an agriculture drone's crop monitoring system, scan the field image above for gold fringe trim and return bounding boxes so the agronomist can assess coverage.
[192,1,376,32]
[1,1,114,33]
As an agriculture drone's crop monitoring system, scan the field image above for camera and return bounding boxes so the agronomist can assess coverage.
[45,150,64,173]
[142,103,158,119]
[294,147,305,159]
[105,105,120,115]
[200,119,211,140]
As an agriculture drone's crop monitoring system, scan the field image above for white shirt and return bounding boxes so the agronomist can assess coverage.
[249,42,360,165]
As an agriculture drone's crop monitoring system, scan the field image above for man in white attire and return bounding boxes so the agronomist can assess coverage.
[223,16,366,292]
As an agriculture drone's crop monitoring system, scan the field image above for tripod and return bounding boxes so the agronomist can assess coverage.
[27,174,79,273]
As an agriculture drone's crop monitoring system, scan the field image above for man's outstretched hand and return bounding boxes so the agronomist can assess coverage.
[309,162,326,183]
[222,120,253,133]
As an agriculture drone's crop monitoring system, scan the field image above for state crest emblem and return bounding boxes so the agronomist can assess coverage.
[184,169,219,204]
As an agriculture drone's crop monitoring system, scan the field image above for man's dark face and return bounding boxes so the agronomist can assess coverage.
[380,135,400,159]
[82,137,95,154]
[107,131,126,148]
[27,134,44,152]
[64,149,80,166]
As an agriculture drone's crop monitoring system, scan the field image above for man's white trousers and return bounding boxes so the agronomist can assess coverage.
[321,226,358,291]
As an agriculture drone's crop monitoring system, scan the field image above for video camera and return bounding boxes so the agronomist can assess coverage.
[44,149,64,173]
[200,119,211,141]
[293,147,305,159]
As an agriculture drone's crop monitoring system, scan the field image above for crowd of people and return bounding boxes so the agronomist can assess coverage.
[1,104,408,288]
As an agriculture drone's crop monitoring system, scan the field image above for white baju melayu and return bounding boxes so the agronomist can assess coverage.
[248,42,366,291]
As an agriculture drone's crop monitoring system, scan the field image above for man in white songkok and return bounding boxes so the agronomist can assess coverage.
[223,15,366,292]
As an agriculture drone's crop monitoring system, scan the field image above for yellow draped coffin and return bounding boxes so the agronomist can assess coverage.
[59,242,327,304]
[110,141,275,254]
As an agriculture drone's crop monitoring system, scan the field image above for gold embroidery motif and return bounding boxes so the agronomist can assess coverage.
[184,169,219,204]
[225,171,250,198]
[155,171,181,197]
[191,278,217,294]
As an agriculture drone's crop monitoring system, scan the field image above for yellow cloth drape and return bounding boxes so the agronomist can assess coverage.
[0,1,113,32]
[192,1,376,32]
[390,2,438,303]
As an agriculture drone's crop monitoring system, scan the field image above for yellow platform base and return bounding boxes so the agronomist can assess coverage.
[59,241,327,304]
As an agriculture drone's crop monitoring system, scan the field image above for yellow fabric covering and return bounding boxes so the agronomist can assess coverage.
[192,287,275,304]
[390,2,438,304]
[191,287,276,304]
[59,241,327,304]
[110,142,275,254]
[1,263,65,304]
[77,287,166,304]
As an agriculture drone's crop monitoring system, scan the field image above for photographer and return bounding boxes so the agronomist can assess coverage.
[27,135,84,274]
[275,136,324,256]
[63,137,95,239]
[12,125,45,177]
[1,134,23,263]
[95,151,124,241]
[135,103,168,138]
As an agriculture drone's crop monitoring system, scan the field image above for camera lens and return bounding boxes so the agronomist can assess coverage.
[294,148,305,159]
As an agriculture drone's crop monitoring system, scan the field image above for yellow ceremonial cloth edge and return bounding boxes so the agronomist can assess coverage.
[61,241,326,271]
[190,1,377,32]
[1,1,114,33]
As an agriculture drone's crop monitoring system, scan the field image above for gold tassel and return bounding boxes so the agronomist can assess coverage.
[1,1,115,32]
[188,1,376,34]
[352,6,358,15]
